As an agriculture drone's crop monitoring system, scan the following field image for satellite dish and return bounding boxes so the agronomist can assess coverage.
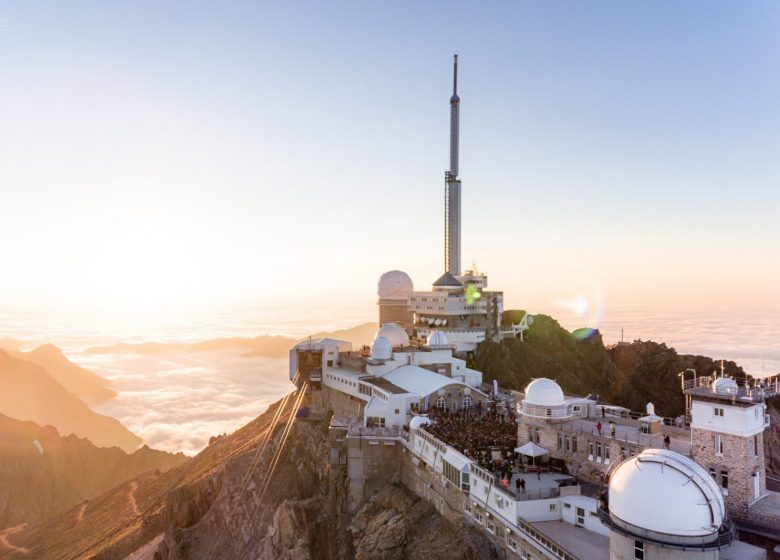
[428,318,436,325]
[419,316,426,323]
[435,319,442,326]
[442,319,447,326]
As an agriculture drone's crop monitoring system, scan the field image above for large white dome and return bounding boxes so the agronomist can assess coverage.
[609,449,725,538]
[371,336,393,360]
[523,378,565,407]
[378,270,414,299]
[375,323,409,348]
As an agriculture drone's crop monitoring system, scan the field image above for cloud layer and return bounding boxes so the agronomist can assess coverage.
[81,350,292,455]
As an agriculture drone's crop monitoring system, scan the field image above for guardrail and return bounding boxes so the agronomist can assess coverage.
[596,508,735,550]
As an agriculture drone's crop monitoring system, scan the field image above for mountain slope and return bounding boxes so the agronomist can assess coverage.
[0,396,495,560]
[6,345,115,404]
[0,414,186,530]
[0,350,142,453]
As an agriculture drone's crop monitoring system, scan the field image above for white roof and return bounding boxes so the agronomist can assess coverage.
[443,448,471,472]
[609,449,725,537]
[365,396,389,414]
[523,378,565,407]
[378,270,414,299]
[515,442,549,457]
[375,323,409,347]
[383,365,464,397]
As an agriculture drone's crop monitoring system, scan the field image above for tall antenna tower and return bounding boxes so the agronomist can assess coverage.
[444,54,461,276]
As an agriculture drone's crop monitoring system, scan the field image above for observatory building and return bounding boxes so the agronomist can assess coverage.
[286,57,778,560]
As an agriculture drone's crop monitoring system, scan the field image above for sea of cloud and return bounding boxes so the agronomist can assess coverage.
[82,350,292,455]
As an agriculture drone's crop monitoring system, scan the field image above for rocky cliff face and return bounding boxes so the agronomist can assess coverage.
[1,396,496,560]
[0,414,186,531]
[765,396,780,477]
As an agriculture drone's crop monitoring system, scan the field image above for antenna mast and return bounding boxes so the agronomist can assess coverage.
[444,54,462,276]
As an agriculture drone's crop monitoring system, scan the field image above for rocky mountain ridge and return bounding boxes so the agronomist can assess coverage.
[0,397,495,560]
[0,414,186,531]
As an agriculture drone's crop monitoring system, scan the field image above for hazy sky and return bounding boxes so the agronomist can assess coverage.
[1,2,779,321]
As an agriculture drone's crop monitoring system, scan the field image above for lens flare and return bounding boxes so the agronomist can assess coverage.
[556,279,606,340]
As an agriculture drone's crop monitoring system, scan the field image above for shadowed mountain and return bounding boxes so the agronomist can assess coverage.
[4,344,115,404]
[0,350,142,453]
[0,397,494,560]
[0,414,187,531]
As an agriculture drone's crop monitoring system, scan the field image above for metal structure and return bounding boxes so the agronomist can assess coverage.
[444,54,461,276]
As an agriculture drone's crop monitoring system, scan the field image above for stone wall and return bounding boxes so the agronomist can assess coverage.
[346,435,402,512]
[517,419,644,484]
[690,428,765,517]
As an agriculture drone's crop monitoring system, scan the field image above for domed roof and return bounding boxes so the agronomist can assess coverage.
[370,336,393,360]
[426,330,449,347]
[378,270,414,299]
[523,378,565,407]
[609,449,725,538]
[713,377,738,395]
[375,323,409,348]
[409,415,433,430]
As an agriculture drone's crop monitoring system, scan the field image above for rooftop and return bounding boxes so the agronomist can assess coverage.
[530,520,608,560]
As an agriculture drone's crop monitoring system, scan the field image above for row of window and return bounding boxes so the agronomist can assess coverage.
[556,434,578,453]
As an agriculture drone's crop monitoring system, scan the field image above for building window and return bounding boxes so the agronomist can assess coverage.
[713,407,724,417]
[436,396,448,410]
[754,435,760,458]
[715,434,723,455]
[557,433,563,451]
[721,470,729,490]
[709,467,717,480]
[634,540,644,560]
[572,404,582,413]
[549,504,556,511]
[462,394,474,409]
[588,441,594,460]
[528,427,540,444]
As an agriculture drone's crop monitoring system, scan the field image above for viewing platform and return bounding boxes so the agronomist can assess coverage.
[559,417,692,455]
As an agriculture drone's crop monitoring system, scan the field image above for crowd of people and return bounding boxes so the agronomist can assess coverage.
[424,401,518,472]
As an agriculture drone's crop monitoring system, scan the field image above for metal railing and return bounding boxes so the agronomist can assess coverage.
[596,508,735,550]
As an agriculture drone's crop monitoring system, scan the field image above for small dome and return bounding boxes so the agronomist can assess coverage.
[375,323,409,347]
[371,336,393,360]
[378,270,414,299]
[427,330,449,347]
[609,449,725,538]
[409,415,433,430]
[523,378,565,407]
[713,377,738,395]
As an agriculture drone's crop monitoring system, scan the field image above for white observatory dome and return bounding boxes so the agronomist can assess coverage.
[409,415,433,430]
[371,336,393,360]
[609,449,725,538]
[426,330,449,347]
[375,323,410,348]
[523,378,565,407]
[713,377,738,395]
[378,270,414,300]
